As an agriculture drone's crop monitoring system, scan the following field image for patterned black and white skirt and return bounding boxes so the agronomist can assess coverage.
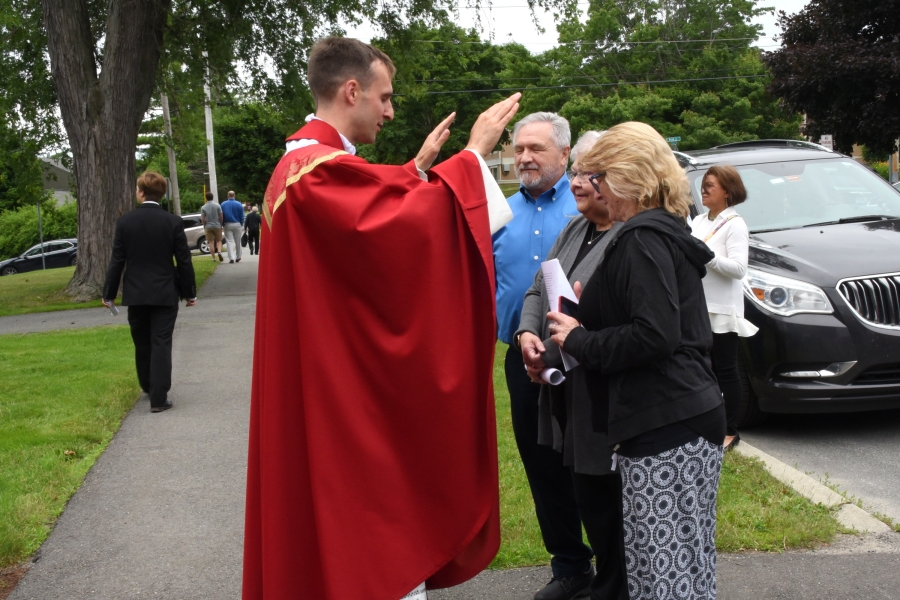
[619,437,723,600]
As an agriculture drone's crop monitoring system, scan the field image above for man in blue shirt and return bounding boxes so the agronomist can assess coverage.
[222,190,245,263]
[492,113,594,600]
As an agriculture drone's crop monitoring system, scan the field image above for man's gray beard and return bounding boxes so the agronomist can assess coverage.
[516,165,556,193]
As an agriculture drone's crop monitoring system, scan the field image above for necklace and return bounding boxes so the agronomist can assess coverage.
[587,227,609,245]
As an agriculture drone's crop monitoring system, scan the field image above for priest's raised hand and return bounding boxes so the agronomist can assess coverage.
[414,92,522,171]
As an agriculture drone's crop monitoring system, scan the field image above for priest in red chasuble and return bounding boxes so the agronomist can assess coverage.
[242,36,520,600]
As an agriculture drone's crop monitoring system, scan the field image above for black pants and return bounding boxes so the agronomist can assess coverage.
[710,332,741,436]
[571,471,629,600]
[247,229,260,254]
[127,304,179,408]
[505,346,592,578]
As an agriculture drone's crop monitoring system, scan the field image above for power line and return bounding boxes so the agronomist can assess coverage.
[403,68,769,84]
[412,73,769,95]
[411,36,761,45]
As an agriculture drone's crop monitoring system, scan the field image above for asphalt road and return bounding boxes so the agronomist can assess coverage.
[743,408,900,524]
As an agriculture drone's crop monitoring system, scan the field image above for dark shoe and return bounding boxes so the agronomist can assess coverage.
[151,401,173,413]
[724,432,741,451]
[535,566,595,600]
[218,253,224,262]
[229,259,234,263]
[236,258,241,263]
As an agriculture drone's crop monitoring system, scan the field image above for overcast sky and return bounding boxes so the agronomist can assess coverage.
[347,0,811,53]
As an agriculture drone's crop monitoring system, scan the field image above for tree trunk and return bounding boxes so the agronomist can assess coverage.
[42,0,170,300]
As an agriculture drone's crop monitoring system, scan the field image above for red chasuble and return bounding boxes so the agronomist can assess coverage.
[242,120,500,599]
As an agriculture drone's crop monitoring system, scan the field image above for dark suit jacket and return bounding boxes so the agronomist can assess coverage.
[102,202,196,305]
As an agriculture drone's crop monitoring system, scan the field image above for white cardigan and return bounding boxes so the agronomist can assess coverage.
[690,206,751,320]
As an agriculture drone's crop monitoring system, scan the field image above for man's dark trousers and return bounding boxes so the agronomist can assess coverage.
[505,346,593,577]
[247,229,260,254]
[128,304,179,408]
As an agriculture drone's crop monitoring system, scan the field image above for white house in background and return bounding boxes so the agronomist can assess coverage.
[485,143,518,185]
[41,158,74,205]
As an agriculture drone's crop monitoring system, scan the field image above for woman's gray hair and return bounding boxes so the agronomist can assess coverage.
[512,112,571,150]
[570,130,605,164]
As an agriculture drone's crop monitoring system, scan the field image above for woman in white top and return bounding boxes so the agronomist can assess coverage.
[691,165,758,449]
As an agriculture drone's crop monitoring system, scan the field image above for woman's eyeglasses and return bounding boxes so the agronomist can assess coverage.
[588,172,607,193]
[568,170,593,181]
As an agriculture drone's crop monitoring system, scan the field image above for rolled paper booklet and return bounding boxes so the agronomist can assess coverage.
[401,582,427,600]
[540,368,566,386]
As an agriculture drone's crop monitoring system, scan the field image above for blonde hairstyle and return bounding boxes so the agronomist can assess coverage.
[578,122,693,218]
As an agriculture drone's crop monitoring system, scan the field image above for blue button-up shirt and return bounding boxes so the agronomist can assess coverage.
[492,173,578,344]
[221,198,245,225]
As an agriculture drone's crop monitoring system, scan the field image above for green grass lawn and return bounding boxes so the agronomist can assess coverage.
[0,326,140,568]
[489,342,840,568]
[0,333,841,572]
[499,183,520,197]
[0,256,218,318]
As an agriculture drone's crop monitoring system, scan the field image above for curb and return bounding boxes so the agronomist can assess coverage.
[735,442,892,534]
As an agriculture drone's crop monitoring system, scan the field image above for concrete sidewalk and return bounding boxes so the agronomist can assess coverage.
[8,255,258,599]
[6,252,900,599]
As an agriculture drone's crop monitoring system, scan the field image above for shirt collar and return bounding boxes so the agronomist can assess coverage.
[707,206,737,221]
[305,114,356,155]
[141,201,159,206]
[519,171,570,203]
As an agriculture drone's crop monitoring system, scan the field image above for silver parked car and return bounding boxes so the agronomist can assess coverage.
[181,213,210,254]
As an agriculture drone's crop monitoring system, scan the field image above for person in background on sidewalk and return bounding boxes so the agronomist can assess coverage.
[102,171,197,413]
[492,112,595,600]
[201,192,224,262]
[244,205,261,255]
[222,190,245,263]
[690,165,757,450]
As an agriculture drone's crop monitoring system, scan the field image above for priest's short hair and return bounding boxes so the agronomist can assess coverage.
[308,37,396,106]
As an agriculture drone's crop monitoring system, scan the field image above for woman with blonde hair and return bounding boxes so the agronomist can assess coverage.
[547,121,725,600]
[517,130,628,600]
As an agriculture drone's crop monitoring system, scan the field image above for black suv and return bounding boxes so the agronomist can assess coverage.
[678,141,900,427]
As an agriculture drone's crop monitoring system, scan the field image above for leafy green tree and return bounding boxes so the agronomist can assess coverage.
[764,0,900,155]
[0,0,59,148]
[215,103,291,201]
[32,0,569,299]
[361,23,521,165]
[0,121,51,212]
[502,0,801,147]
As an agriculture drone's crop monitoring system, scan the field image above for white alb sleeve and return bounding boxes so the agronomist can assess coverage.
[464,149,513,233]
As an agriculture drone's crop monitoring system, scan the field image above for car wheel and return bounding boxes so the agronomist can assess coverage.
[199,236,209,254]
[735,349,768,429]
[1,265,18,276]
[69,256,77,266]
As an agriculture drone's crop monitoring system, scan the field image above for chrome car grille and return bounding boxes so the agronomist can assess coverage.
[838,273,900,329]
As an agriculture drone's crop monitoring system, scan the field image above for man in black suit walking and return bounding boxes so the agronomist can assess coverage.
[102,171,197,413]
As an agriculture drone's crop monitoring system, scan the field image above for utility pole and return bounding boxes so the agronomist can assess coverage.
[160,92,182,215]
[36,201,46,270]
[202,51,219,202]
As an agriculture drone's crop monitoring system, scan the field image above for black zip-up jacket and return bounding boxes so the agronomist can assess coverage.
[563,208,721,446]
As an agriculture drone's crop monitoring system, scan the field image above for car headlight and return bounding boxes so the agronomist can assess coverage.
[743,268,833,316]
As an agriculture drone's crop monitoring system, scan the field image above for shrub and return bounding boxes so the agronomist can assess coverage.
[0,201,78,259]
